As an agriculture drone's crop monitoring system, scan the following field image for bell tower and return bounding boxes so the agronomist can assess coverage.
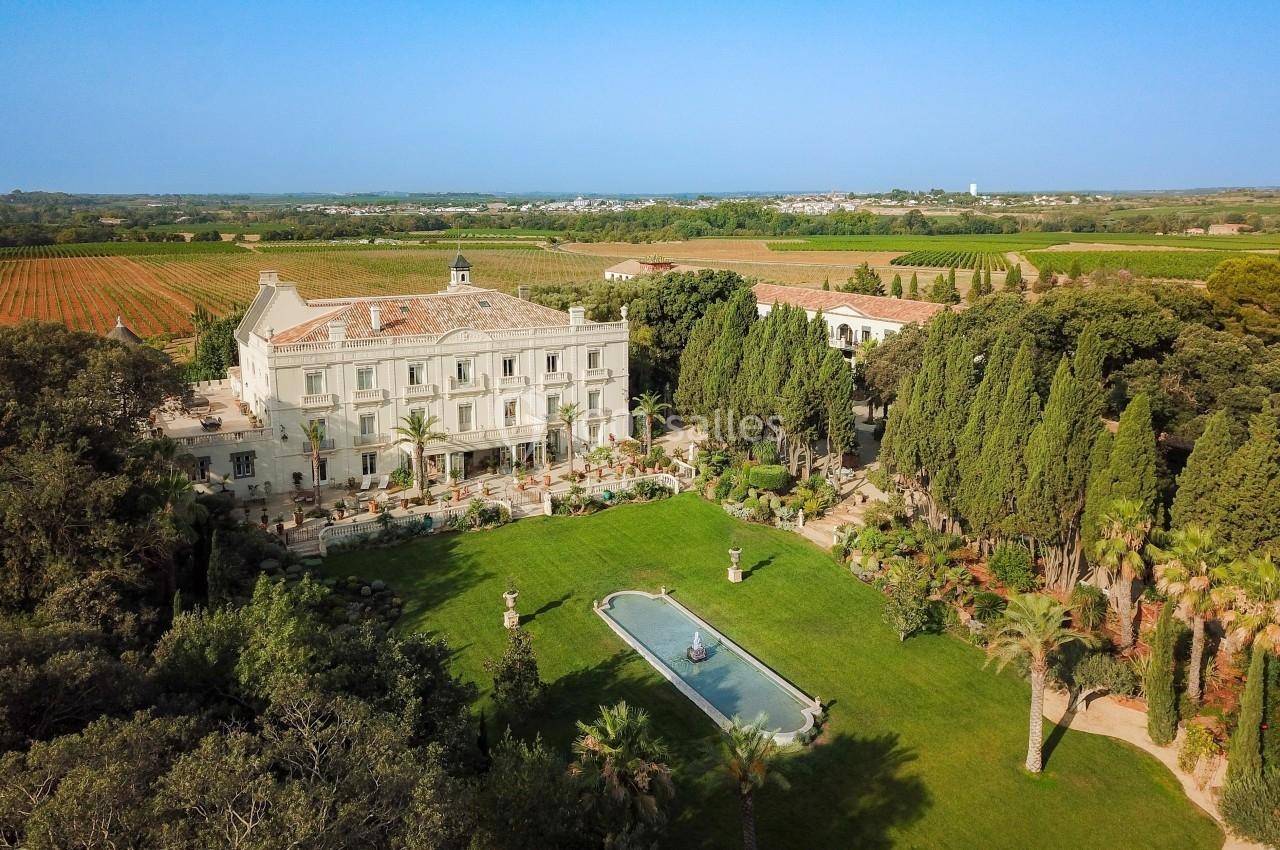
[448,251,471,290]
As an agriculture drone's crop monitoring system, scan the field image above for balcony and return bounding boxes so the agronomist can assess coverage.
[403,382,439,400]
[586,407,613,420]
[441,422,546,450]
[499,374,527,388]
[542,371,572,385]
[301,392,336,409]
[353,387,387,404]
[447,374,488,394]
[353,432,390,448]
[584,367,612,381]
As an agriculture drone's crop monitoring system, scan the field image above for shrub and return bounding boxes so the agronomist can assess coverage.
[1070,583,1108,631]
[1219,769,1280,848]
[1178,724,1222,775]
[752,440,779,465]
[748,464,790,492]
[1074,653,1139,698]
[988,543,1035,592]
[971,591,1006,623]
[791,475,838,517]
[486,627,544,715]
[883,581,930,641]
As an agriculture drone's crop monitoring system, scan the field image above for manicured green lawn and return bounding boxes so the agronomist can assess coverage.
[323,495,1221,850]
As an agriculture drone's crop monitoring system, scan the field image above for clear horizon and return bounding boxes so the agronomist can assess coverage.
[3,0,1278,194]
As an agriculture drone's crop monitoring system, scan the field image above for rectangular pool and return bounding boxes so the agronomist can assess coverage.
[596,591,819,742]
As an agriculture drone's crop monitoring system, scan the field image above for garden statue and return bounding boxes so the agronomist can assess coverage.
[687,630,707,663]
[728,546,743,583]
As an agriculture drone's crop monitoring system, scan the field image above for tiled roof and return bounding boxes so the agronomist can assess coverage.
[752,283,948,325]
[271,287,572,344]
[450,252,471,269]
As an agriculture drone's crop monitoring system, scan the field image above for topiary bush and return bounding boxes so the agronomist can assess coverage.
[988,543,1035,592]
[748,464,790,492]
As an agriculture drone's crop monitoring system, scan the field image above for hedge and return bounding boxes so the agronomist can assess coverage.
[748,464,790,492]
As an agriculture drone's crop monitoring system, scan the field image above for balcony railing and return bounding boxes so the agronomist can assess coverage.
[301,392,336,408]
[586,407,612,420]
[448,374,488,393]
[353,387,387,404]
[174,427,272,447]
[584,367,612,381]
[353,432,390,448]
[441,422,546,449]
[403,382,439,399]
[499,374,527,388]
[542,371,572,385]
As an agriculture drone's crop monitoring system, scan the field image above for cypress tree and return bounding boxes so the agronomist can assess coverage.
[890,273,903,298]
[1020,357,1085,587]
[956,334,1015,526]
[1004,264,1024,293]
[703,288,758,419]
[1033,266,1054,293]
[675,300,727,416]
[948,265,957,293]
[1216,402,1280,555]
[1108,393,1158,521]
[1171,409,1236,532]
[1146,602,1179,746]
[969,339,1040,542]
[822,278,830,291]
[206,530,233,608]
[880,373,914,477]
[908,272,919,299]
[983,266,992,294]
[1080,429,1115,565]
[820,346,858,465]
[930,327,975,528]
[1227,646,1267,781]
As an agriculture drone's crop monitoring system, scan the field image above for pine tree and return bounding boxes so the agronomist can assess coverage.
[1170,409,1236,532]
[1108,393,1158,522]
[908,272,919,299]
[890,273,903,298]
[1227,646,1267,781]
[1145,602,1180,746]
[1004,264,1024,293]
[1215,402,1280,554]
[1080,429,1115,566]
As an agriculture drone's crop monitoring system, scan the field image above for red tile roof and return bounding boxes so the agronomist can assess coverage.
[752,283,948,325]
[271,287,572,344]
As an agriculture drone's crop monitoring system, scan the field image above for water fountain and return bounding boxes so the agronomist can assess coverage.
[687,630,707,663]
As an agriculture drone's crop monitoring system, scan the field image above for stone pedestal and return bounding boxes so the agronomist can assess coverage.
[503,591,519,629]
[728,566,743,583]
[728,547,742,583]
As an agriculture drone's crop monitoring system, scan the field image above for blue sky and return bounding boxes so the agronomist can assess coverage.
[1,0,1278,194]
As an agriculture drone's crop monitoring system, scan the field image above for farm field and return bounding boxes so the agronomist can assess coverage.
[1025,250,1246,281]
[0,241,245,259]
[0,247,616,336]
[890,250,1009,271]
[767,232,1280,252]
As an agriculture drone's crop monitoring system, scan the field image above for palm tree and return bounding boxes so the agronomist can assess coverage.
[1149,524,1230,704]
[1092,496,1152,648]
[299,421,325,507]
[557,402,581,474]
[986,592,1095,773]
[570,701,673,834]
[722,717,790,850]
[631,391,670,455]
[393,410,446,494]
[1219,552,1280,656]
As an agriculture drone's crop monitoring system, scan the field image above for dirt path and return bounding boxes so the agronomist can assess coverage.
[1042,690,1260,850]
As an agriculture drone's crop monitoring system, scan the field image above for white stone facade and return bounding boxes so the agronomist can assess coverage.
[167,266,631,499]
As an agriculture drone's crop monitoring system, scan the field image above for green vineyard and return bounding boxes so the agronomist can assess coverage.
[0,241,245,259]
[889,250,1009,271]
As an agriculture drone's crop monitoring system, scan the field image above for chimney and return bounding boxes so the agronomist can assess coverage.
[517,285,530,301]
[569,306,586,327]
[370,303,382,332]
[258,270,280,287]
[327,320,347,342]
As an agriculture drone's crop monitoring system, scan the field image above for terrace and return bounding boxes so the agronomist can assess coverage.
[154,380,266,446]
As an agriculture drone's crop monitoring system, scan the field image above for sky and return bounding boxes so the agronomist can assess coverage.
[2,0,1279,194]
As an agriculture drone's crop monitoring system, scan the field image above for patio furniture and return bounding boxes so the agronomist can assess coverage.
[375,474,389,491]
[200,415,222,431]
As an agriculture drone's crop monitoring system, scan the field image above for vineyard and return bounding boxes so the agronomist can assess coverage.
[767,232,1280,252]
[0,247,615,337]
[890,250,1009,271]
[0,241,246,259]
[1025,250,1244,281]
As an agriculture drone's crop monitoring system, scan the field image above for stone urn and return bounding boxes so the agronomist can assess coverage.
[502,590,520,629]
[292,509,304,528]
[728,547,743,583]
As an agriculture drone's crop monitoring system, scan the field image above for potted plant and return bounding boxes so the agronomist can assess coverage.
[276,515,287,536]
[368,498,380,515]
[260,510,269,529]
[400,495,410,510]
[334,499,347,520]
[292,507,304,527]
[291,471,304,493]
[543,467,552,487]
[449,469,462,498]
[503,578,519,609]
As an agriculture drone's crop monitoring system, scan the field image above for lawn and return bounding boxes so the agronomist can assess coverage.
[321,495,1221,849]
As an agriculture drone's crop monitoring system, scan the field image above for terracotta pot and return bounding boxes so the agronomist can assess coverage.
[275,522,285,536]
[368,501,379,514]
[543,474,551,487]
[400,498,410,510]
[292,511,303,528]
[336,509,345,520]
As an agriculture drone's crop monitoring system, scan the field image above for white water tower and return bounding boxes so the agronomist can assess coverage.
[969,183,978,197]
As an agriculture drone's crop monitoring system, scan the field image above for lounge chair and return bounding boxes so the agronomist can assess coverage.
[357,473,373,492]
[375,474,390,491]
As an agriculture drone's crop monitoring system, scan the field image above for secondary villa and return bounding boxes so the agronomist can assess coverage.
[752,282,947,361]
[604,258,706,281]
[158,254,631,499]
